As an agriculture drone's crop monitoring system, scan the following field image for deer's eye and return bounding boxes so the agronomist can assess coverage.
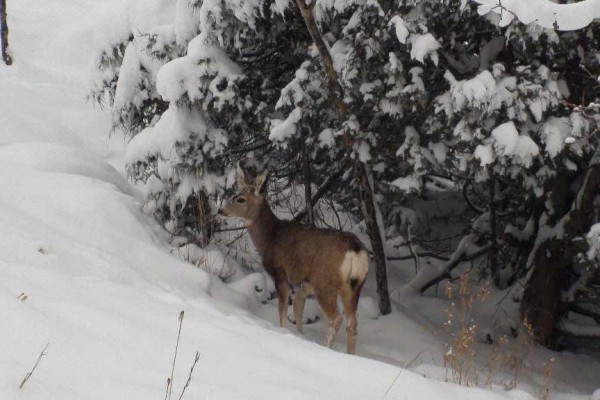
[236,197,246,204]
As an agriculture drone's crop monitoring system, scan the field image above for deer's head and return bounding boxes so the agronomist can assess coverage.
[218,164,268,224]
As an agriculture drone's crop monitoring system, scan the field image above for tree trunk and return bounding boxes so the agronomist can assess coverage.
[521,145,600,346]
[196,190,214,247]
[0,0,12,65]
[294,0,391,314]
[521,239,570,348]
[358,163,392,314]
[488,172,499,286]
[303,151,315,225]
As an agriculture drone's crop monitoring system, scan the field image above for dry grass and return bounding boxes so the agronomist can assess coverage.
[164,311,201,400]
[442,273,486,386]
[441,273,554,396]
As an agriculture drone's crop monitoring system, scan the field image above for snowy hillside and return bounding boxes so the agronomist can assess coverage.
[0,1,598,400]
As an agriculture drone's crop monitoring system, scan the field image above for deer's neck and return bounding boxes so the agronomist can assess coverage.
[246,201,280,256]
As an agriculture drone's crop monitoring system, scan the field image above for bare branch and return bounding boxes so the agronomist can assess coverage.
[387,252,450,262]
[420,244,493,293]
[294,165,347,222]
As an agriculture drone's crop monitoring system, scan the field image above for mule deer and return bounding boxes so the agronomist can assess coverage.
[219,165,369,354]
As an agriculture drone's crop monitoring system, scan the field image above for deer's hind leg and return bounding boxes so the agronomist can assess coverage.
[315,289,342,348]
[341,280,365,354]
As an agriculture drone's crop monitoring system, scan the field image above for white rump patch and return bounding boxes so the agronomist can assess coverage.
[340,250,369,284]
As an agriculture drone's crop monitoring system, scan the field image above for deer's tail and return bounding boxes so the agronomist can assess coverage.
[340,250,369,291]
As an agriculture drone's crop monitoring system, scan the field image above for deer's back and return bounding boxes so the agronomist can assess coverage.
[262,221,364,288]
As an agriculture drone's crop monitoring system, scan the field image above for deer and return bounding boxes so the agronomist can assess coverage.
[218,164,369,354]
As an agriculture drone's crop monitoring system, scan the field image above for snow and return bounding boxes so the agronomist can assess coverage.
[356,140,372,162]
[113,42,145,112]
[474,0,600,31]
[461,70,496,106]
[390,15,409,45]
[1,1,599,400]
[389,18,440,65]
[269,107,302,142]
[391,176,422,192]
[491,121,539,167]
[430,142,448,164]
[156,37,243,104]
[474,143,495,166]
[125,107,206,173]
[410,33,441,65]
[541,117,572,158]
[174,0,199,47]
[586,223,600,263]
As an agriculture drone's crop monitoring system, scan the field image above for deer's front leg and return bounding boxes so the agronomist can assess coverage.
[276,280,291,328]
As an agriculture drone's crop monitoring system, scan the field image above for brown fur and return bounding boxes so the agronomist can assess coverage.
[219,167,369,354]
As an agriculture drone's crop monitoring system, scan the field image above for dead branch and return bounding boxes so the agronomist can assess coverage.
[420,244,493,293]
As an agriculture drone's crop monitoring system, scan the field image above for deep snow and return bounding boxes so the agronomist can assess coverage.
[0,1,598,399]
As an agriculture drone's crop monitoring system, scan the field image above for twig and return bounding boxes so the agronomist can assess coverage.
[403,345,433,369]
[381,368,405,399]
[463,181,486,214]
[19,343,49,389]
[579,64,600,90]
[407,224,419,275]
[166,311,185,400]
[177,352,200,400]
[387,252,450,261]
[214,226,246,233]
[294,164,347,222]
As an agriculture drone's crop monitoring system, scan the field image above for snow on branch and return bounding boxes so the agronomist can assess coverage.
[474,0,600,31]
[399,231,492,296]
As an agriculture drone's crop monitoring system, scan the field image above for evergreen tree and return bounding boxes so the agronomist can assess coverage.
[91,0,600,347]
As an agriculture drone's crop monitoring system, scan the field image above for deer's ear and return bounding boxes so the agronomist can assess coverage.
[236,162,253,189]
[254,171,268,194]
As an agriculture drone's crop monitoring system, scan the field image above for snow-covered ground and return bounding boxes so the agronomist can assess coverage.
[0,1,598,399]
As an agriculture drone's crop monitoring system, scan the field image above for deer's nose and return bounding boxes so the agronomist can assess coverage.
[218,208,228,216]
